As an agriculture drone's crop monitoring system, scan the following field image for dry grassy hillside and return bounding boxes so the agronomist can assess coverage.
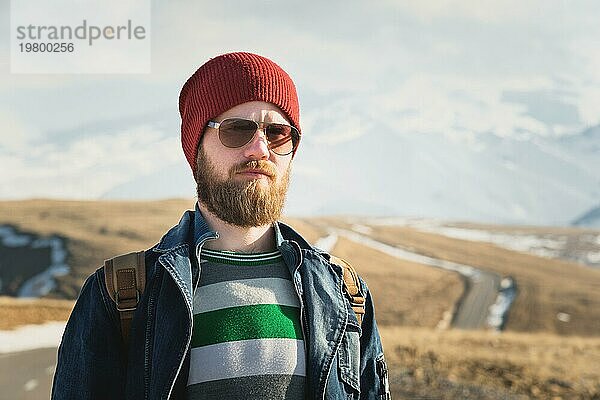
[2,201,600,398]
[0,200,465,329]
[380,326,600,399]
[1,199,193,297]
[0,297,73,330]
[0,199,324,298]
[364,225,600,337]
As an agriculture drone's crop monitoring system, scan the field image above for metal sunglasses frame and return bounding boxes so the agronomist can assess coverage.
[207,118,300,156]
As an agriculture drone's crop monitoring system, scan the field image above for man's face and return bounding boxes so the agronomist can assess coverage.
[195,101,294,227]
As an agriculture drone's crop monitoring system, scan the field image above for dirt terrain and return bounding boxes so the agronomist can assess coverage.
[0,297,73,330]
[380,326,600,399]
[363,224,600,337]
[1,200,599,399]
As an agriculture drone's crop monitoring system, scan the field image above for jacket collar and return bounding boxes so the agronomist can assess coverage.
[274,219,314,251]
[152,203,315,255]
[152,209,195,253]
[152,204,218,253]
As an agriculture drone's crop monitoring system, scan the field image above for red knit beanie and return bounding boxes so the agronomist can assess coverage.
[179,52,301,172]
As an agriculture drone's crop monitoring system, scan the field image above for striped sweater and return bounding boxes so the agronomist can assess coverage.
[186,248,306,399]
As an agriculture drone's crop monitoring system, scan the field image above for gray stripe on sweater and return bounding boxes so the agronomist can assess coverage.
[198,259,292,287]
[186,374,305,400]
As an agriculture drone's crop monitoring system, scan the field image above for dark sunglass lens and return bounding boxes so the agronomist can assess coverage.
[266,124,297,155]
[219,119,257,148]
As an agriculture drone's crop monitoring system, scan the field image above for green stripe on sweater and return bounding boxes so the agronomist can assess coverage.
[191,304,302,348]
[201,254,284,266]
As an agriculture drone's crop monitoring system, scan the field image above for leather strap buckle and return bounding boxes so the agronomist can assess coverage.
[115,289,140,312]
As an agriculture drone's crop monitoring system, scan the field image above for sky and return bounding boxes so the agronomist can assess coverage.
[1,0,599,218]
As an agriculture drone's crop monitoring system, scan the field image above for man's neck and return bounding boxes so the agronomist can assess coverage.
[197,202,277,253]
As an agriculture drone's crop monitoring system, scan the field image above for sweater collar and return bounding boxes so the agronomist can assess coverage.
[152,202,315,255]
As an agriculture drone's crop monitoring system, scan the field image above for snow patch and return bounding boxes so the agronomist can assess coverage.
[587,252,600,264]
[0,321,66,353]
[412,225,568,258]
[351,224,373,235]
[314,233,338,253]
[19,237,70,298]
[337,229,480,277]
[367,219,600,267]
[487,278,517,331]
[0,225,70,297]
[0,226,32,247]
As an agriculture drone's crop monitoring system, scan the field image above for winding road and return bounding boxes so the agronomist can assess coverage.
[317,229,503,330]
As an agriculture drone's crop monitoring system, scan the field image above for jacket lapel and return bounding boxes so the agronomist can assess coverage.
[298,250,347,400]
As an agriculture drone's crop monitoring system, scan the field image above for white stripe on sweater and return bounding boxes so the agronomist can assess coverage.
[193,277,300,314]
[187,338,306,385]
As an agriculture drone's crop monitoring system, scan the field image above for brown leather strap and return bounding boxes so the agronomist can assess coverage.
[104,251,145,346]
[331,255,366,325]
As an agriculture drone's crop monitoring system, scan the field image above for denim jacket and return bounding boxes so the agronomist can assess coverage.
[52,208,390,399]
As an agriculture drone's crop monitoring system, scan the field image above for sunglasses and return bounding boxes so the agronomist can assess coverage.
[207,118,300,156]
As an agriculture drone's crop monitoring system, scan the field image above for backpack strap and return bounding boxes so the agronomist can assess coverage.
[104,251,146,346]
[330,255,366,325]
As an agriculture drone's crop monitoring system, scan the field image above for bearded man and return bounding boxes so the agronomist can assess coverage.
[52,52,390,400]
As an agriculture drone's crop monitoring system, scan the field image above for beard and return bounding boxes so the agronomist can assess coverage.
[195,148,291,228]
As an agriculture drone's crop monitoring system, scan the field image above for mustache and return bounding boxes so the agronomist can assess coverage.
[230,160,277,178]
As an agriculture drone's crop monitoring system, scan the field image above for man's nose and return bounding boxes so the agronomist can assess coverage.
[243,129,270,160]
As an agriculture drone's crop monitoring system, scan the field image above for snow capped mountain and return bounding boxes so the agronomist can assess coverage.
[97,121,599,226]
[287,122,600,225]
[572,205,600,228]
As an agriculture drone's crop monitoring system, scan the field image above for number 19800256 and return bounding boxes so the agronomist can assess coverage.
[19,42,74,52]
